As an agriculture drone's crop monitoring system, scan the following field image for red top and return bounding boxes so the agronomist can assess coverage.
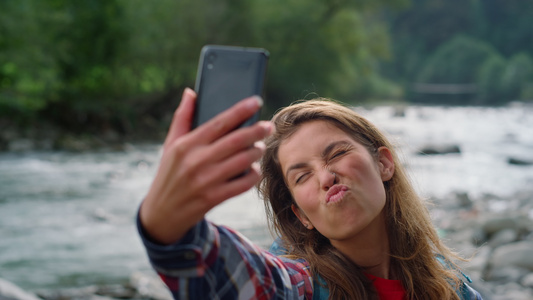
[366,273,407,300]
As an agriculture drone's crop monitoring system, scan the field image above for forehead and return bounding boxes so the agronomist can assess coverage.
[278,121,350,167]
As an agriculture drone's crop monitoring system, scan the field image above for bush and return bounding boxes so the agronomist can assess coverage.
[417,35,498,84]
[500,53,533,101]
[476,54,506,105]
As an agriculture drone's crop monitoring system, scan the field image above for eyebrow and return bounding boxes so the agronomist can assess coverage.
[321,140,352,159]
[284,140,352,180]
[285,162,309,181]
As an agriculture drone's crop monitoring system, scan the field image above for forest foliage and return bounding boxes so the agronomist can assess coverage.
[1,0,532,134]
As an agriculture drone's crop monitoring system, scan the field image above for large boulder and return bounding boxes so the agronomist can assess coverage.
[480,213,532,236]
[489,241,533,271]
[0,278,41,300]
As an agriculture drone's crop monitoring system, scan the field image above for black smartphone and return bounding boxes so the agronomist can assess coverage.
[192,45,269,129]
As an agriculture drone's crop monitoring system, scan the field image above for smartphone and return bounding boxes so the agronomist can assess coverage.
[192,45,269,129]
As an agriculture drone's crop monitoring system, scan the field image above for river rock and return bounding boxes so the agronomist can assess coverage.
[455,191,473,209]
[464,245,491,274]
[471,227,488,246]
[480,213,530,236]
[486,266,530,283]
[54,135,95,152]
[489,241,533,271]
[36,284,140,300]
[0,278,41,300]
[488,228,518,248]
[508,157,533,166]
[130,271,172,300]
[392,106,406,117]
[36,285,99,300]
[492,282,533,300]
[520,273,533,288]
[95,284,137,299]
[7,139,35,152]
[417,143,461,155]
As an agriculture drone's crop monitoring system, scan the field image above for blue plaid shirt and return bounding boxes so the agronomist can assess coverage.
[138,217,313,299]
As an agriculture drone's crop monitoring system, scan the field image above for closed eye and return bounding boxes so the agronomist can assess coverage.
[331,150,347,159]
[322,141,353,163]
[329,146,352,162]
[295,172,310,184]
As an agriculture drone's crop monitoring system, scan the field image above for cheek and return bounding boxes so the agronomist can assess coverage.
[345,160,387,201]
[375,186,387,208]
[349,157,382,184]
[369,175,388,214]
[292,186,318,212]
[368,174,387,204]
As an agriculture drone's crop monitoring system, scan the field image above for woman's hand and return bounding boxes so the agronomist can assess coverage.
[139,88,272,245]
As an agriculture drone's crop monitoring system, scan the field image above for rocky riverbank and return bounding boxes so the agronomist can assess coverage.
[2,190,533,300]
[431,189,533,299]
[1,271,171,300]
[0,119,166,153]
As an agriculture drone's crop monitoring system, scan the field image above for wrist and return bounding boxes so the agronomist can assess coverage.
[138,199,188,245]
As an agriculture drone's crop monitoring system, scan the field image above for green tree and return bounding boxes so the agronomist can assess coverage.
[0,0,410,137]
[384,0,481,82]
[0,0,64,118]
[500,53,533,102]
[476,54,506,105]
[412,35,499,103]
[417,35,498,84]
[251,0,405,111]
[48,0,128,128]
[384,0,533,104]
[114,0,259,130]
[480,0,533,57]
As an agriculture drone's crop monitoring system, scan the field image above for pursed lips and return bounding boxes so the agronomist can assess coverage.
[325,185,348,204]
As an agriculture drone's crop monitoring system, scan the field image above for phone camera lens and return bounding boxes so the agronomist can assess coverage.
[208,53,217,63]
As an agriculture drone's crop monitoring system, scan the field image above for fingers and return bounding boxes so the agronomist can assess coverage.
[203,162,262,207]
[140,92,271,245]
[202,120,272,165]
[168,110,272,184]
[173,126,268,210]
[164,88,197,149]
[206,139,266,183]
[194,96,263,145]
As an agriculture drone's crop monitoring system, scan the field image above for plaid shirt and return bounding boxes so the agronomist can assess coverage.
[138,216,484,300]
[138,217,314,300]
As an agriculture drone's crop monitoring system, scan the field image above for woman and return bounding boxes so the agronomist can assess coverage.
[138,88,483,299]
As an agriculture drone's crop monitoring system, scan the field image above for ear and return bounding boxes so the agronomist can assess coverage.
[377,147,395,181]
[291,204,314,230]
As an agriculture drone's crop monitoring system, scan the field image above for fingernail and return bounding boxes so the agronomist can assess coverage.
[254,140,266,151]
[247,96,263,109]
[259,121,273,135]
[184,87,195,96]
[255,96,264,107]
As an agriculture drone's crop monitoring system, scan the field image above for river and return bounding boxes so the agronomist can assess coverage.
[0,104,532,291]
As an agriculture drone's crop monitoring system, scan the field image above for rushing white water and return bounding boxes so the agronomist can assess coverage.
[358,105,533,199]
[0,105,532,290]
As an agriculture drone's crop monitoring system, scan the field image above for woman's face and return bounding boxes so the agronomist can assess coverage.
[278,120,394,245]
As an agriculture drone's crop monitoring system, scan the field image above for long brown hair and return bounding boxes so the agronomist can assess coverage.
[258,99,463,299]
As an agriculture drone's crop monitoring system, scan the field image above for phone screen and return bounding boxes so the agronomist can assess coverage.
[192,45,269,129]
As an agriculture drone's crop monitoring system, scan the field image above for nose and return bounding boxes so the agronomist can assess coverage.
[319,169,337,191]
